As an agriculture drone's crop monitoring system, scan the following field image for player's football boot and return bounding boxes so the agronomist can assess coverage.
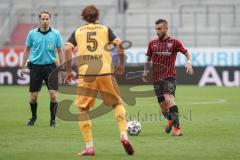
[172,126,183,136]
[50,120,56,127]
[165,120,173,133]
[26,117,37,126]
[77,147,95,156]
[120,137,134,155]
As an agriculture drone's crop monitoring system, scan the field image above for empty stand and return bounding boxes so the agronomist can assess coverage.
[10,23,37,46]
[0,0,240,47]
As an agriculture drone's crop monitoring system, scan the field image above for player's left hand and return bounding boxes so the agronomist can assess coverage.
[20,68,26,77]
[142,71,149,82]
[115,64,125,75]
[19,65,27,77]
[63,71,75,84]
[185,63,194,75]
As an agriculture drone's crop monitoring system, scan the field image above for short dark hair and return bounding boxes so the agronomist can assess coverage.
[39,11,51,19]
[81,5,99,23]
[155,19,168,25]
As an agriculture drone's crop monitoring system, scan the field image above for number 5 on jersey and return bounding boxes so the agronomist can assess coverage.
[87,32,98,52]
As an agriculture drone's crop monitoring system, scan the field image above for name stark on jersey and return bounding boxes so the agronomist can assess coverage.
[79,54,103,61]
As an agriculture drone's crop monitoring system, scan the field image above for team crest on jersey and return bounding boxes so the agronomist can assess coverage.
[167,42,173,48]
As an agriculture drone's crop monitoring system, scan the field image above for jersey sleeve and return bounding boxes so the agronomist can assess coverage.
[108,27,117,42]
[146,41,153,57]
[56,31,64,48]
[67,31,77,47]
[25,31,33,47]
[175,39,187,54]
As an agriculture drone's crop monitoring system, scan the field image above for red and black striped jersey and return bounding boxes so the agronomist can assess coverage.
[146,36,187,82]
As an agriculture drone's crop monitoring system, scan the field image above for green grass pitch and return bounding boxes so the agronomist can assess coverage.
[0,85,240,160]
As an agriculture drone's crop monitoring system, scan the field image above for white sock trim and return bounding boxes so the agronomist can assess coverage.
[86,141,93,148]
[120,131,128,140]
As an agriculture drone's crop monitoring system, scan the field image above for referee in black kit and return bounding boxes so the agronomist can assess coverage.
[20,11,64,127]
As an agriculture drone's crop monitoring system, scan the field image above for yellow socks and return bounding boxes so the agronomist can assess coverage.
[79,120,93,143]
[78,104,127,147]
[114,104,127,134]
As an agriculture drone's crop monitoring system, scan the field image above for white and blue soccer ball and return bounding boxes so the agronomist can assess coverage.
[127,120,142,136]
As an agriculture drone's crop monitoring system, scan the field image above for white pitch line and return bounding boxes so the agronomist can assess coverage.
[179,98,227,105]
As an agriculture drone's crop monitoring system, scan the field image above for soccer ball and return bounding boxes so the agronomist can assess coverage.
[127,120,142,136]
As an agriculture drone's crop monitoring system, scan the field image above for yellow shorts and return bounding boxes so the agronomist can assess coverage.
[75,75,122,108]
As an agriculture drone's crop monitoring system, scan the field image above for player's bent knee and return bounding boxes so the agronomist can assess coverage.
[79,107,91,121]
[164,95,174,106]
[160,102,168,112]
[30,99,37,104]
[164,98,171,106]
[80,107,90,112]
[49,92,57,102]
[50,95,57,102]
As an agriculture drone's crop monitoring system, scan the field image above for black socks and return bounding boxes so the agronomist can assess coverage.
[169,105,180,128]
[30,102,37,119]
[29,102,58,122]
[162,112,172,121]
[50,102,58,121]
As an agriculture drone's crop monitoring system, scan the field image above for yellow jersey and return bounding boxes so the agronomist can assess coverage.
[66,23,117,76]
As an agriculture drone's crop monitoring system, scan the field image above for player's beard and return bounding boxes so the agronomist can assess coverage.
[157,32,165,40]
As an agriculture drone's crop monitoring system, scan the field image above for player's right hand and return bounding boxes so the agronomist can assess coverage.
[185,63,194,75]
[142,72,148,82]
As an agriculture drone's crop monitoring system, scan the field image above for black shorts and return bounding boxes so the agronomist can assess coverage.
[29,63,58,92]
[153,77,176,103]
